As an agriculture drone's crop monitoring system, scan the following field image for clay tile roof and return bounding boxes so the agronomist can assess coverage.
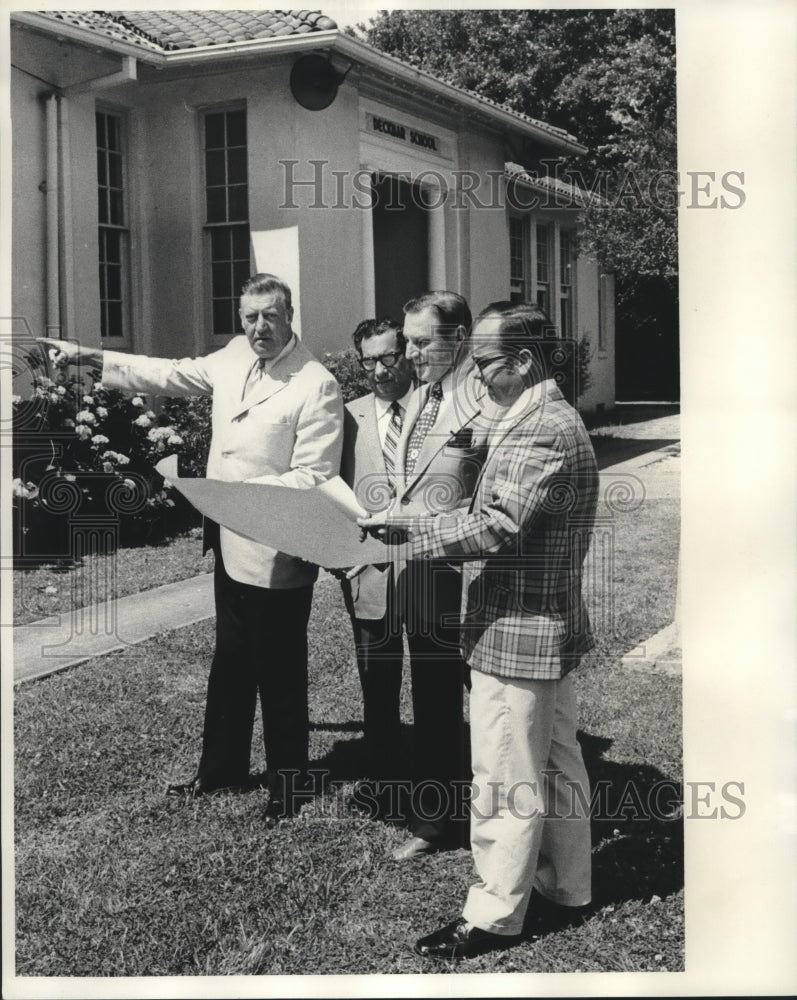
[33,10,338,52]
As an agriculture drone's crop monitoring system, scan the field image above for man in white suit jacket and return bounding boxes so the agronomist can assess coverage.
[42,274,343,819]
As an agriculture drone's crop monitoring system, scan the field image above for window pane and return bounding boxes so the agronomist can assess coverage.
[212,262,232,298]
[210,227,231,260]
[97,150,107,186]
[205,149,226,187]
[96,112,107,149]
[98,261,107,300]
[226,109,246,147]
[231,225,250,260]
[106,115,119,152]
[107,264,122,301]
[205,112,226,149]
[98,188,108,225]
[213,298,233,335]
[106,300,123,337]
[109,190,124,226]
[226,147,247,185]
[227,185,248,221]
[104,228,121,261]
[233,260,250,296]
[108,152,123,189]
[206,188,227,223]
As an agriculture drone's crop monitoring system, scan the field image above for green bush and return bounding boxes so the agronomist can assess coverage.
[12,349,202,560]
[322,349,370,403]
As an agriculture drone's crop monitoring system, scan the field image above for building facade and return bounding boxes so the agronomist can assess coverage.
[10,10,615,410]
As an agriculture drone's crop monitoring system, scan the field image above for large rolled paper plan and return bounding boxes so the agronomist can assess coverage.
[155,455,410,568]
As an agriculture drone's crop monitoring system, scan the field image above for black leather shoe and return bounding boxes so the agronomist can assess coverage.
[415,917,518,959]
[390,835,437,861]
[525,890,590,937]
[166,776,243,798]
[264,773,315,824]
[166,776,210,798]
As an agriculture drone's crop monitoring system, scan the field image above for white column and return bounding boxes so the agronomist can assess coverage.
[361,171,376,317]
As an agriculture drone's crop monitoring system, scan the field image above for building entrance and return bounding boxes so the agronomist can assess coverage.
[371,174,429,320]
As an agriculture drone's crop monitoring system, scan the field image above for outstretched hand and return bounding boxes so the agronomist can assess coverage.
[35,338,102,369]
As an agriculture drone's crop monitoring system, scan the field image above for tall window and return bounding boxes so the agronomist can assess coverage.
[203,107,250,336]
[509,216,529,302]
[96,110,129,340]
[559,229,575,338]
[535,223,551,318]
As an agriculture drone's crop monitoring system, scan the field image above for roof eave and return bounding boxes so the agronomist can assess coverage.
[11,11,166,64]
[11,14,587,156]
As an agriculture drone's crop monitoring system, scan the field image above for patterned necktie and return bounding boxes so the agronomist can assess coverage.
[405,381,443,477]
[382,400,403,477]
[243,357,267,399]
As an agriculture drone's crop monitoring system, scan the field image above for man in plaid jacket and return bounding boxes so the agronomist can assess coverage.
[361,300,599,959]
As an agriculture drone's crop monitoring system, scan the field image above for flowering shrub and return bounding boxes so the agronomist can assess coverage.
[322,349,370,403]
[11,349,207,560]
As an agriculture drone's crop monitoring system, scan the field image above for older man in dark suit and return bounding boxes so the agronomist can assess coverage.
[362,301,599,957]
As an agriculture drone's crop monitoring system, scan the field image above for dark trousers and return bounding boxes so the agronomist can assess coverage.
[350,595,468,844]
[352,616,405,780]
[197,551,314,790]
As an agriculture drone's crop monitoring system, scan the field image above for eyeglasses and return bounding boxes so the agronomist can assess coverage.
[358,351,405,371]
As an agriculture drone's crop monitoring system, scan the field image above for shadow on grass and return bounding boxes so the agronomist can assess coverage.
[579,731,683,909]
[591,436,680,471]
[583,403,680,431]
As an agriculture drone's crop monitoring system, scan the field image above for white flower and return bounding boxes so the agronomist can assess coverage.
[49,393,60,404]
[122,478,135,489]
[156,440,166,453]
[102,461,114,473]
[96,406,108,418]
[131,396,144,408]
[64,419,75,428]
[145,410,156,419]
[56,385,66,395]
[64,473,76,482]
[12,394,21,404]
[13,479,39,500]
[167,435,184,447]
[93,381,103,391]
[44,585,58,597]
[83,395,94,405]
[91,434,110,447]
[75,410,95,425]
[76,425,93,440]
[133,414,152,428]
[116,453,130,466]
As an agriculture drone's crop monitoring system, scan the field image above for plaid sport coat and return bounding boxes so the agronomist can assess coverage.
[399,379,599,681]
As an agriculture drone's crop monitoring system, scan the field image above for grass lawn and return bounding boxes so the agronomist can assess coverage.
[12,527,212,626]
[13,486,683,977]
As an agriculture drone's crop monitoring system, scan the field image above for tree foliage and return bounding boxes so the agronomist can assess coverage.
[354,10,677,295]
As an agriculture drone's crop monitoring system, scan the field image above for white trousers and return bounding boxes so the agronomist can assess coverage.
[462,670,592,935]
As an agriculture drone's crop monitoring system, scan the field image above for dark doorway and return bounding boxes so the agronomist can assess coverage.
[372,174,429,320]
[615,276,680,401]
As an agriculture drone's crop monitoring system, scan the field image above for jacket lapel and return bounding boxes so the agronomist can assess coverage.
[469,379,562,509]
[230,338,306,421]
[355,396,385,475]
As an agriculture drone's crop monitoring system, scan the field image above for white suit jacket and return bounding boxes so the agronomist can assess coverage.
[103,335,343,589]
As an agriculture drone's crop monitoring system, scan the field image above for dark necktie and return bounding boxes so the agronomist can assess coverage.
[405,381,443,477]
[382,400,403,477]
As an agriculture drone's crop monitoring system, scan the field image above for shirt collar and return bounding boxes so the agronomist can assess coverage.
[249,333,297,374]
[373,386,414,420]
